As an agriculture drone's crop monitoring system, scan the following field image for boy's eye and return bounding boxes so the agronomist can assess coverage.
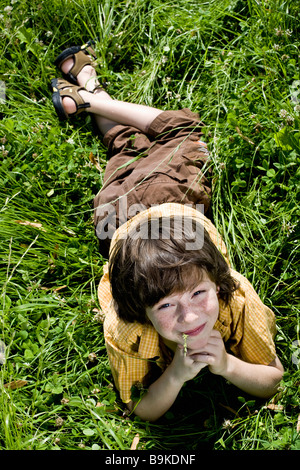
[158,303,171,310]
[193,290,205,297]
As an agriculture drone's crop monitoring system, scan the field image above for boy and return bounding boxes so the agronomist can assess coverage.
[51,42,284,422]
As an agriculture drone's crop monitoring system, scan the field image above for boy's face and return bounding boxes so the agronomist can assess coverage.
[146,272,219,350]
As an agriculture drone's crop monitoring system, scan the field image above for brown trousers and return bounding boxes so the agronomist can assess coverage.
[93,108,212,257]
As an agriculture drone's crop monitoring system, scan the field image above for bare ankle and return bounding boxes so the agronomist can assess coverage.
[60,57,99,92]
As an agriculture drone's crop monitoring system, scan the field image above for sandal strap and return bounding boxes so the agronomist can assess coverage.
[54,40,97,85]
[92,84,105,93]
[67,50,96,84]
[51,78,91,118]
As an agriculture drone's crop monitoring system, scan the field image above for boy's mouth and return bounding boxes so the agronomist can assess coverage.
[183,323,206,337]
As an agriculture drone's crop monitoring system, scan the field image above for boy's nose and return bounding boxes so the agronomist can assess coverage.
[177,306,198,324]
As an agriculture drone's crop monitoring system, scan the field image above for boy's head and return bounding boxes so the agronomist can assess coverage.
[109,215,237,325]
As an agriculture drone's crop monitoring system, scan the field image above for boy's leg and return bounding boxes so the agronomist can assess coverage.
[60,58,163,135]
[60,57,117,135]
[80,96,163,134]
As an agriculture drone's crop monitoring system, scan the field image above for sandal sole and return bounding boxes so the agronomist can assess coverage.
[51,78,68,120]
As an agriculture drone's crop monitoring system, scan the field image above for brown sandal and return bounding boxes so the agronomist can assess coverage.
[54,40,97,85]
[50,78,91,120]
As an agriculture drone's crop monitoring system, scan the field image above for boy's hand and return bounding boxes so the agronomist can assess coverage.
[168,343,209,384]
[186,330,228,376]
[130,331,284,422]
[168,330,228,384]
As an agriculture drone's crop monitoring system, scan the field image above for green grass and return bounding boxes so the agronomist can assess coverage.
[0,0,299,450]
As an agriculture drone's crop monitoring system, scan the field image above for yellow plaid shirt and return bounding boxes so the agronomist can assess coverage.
[98,203,276,403]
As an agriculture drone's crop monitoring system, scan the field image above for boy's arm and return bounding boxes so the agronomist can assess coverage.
[214,353,284,398]
[128,331,284,421]
[191,330,284,398]
[127,358,283,422]
[127,365,183,422]
[127,346,207,422]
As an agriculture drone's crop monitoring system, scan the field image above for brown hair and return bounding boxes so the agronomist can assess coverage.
[109,215,238,324]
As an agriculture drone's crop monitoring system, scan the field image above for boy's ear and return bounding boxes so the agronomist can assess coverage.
[216,286,220,294]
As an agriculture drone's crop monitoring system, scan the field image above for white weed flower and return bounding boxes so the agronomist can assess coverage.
[88,352,97,362]
[55,417,64,427]
[286,115,294,125]
[222,419,232,429]
[279,109,288,118]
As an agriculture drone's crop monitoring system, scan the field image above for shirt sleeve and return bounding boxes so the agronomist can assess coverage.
[103,302,162,403]
[227,271,277,365]
[105,334,152,404]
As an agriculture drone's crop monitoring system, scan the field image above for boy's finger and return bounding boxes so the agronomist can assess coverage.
[190,352,211,362]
